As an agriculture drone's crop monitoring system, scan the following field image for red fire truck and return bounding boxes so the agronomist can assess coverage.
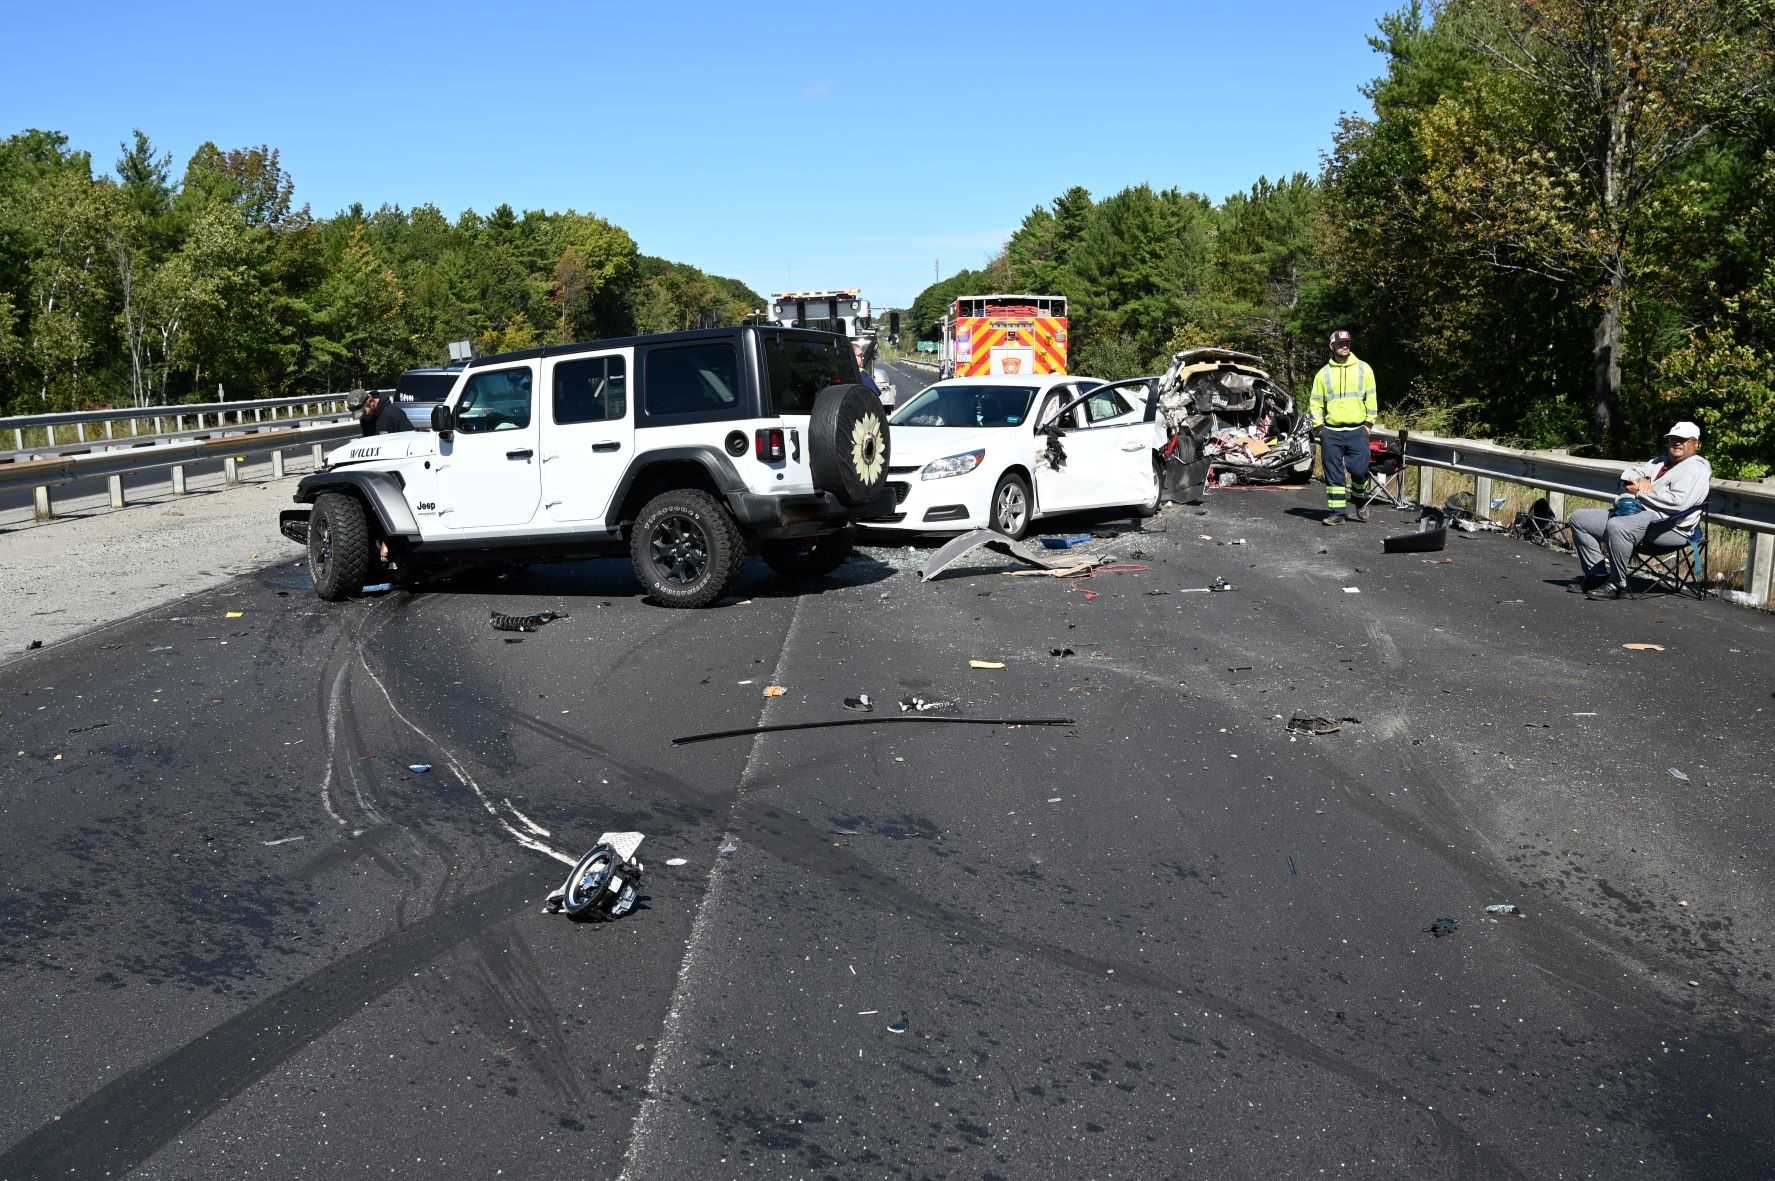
[941,294,1068,378]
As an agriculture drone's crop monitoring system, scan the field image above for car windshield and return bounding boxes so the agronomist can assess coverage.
[889,384,1036,428]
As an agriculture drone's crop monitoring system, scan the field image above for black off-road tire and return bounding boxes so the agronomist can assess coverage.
[990,472,1033,540]
[809,384,890,508]
[761,527,855,580]
[629,488,745,609]
[308,493,372,601]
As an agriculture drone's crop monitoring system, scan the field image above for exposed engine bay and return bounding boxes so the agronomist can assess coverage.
[1156,348,1314,488]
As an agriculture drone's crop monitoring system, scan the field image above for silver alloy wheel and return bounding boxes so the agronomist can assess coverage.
[1141,462,1161,511]
[996,483,1028,534]
[649,514,711,585]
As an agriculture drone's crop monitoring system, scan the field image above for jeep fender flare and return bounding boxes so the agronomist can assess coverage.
[605,447,747,529]
[294,470,420,538]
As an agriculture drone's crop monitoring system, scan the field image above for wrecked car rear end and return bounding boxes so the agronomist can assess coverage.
[1157,348,1313,488]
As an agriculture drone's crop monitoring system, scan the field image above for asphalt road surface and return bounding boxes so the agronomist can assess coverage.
[4,476,1774,1178]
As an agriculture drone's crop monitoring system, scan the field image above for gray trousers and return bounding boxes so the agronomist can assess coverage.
[1569,507,1690,585]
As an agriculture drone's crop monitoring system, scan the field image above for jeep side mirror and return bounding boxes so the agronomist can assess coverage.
[431,403,454,437]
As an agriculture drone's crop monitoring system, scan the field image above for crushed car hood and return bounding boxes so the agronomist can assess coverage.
[325,431,434,468]
[887,426,1007,468]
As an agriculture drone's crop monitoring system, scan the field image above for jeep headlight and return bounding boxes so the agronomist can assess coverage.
[921,449,984,480]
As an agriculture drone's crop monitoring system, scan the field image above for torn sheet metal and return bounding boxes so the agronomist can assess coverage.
[1383,525,1447,554]
[921,529,1063,582]
[490,609,568,633]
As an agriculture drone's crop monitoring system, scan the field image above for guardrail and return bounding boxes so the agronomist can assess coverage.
[1,394,353,451]
[0,418,360,521]
[1377,427,1775,604]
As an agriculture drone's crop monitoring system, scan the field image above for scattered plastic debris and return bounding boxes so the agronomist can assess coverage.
[898,696,955,713]
[1145,590,1171,596]
[886,1017,909,1034]
[921,529,1063,581]
[671,715,1076,746]
[66,722,109,735]
[1050,647,1075,658]
[490,609,567,633]
[1424,917,1459,938]
[1228,538,1247,546]
[225,611,244,619]
[503,637,523,644]
[1420,557,1455,565]
[1485,904,1521,915]
[1668,768,1690,782]
[26,640,43,651]
[361,582,393,594]
[843,694,874,712]
[1178,577,1234,594]
[969,659,1005,669]
[544,832,645,921]
[1046,797,1063,803]
[1078,588,1099,601]
[1572,711,1598,717]
[763,685,787,698]
[260,836,306,847]
[1621,643,1665,652]
[1341,587,1361,595]
[1041,534,1092,549]
[1227,665,1254,672]
[665,857,688,866]
[1286,714,1357,736]
[408,763,432,774]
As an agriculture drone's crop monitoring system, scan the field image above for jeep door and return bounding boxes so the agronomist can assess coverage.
[436,362,541,530]
[540,348,635,524]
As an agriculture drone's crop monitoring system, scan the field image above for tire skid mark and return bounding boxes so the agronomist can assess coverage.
[0,869,542,1181]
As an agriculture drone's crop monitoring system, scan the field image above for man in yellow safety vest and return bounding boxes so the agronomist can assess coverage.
[1308,329,1378,524]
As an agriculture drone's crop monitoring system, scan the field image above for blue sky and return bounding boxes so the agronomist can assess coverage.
[2,0,1399,308]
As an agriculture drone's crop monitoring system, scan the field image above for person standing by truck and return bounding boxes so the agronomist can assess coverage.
[1308,329,1378,525]
[350,389,410,436]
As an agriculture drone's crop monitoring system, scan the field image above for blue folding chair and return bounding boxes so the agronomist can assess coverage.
[1626,502,1710,598]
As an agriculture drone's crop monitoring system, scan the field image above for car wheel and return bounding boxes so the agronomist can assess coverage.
[562,843,618,920]
[761,527,854,580]
[1133,456,1162,518]
[308,493,371,601]
[810,384,890,507]
[629,488,744,608]
[990,472,1032,539]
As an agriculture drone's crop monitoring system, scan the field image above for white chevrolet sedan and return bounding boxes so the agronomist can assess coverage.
[865,374,1166,537]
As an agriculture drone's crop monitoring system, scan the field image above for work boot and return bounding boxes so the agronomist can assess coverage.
[1350,506,1369,523]
[1321,513,1345,526]
[1584,582,1629,601]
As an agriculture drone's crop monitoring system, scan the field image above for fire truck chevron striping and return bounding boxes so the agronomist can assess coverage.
[948,294,1069,377]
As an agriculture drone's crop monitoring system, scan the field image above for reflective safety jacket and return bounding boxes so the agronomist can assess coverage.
[1309,355,1377,429]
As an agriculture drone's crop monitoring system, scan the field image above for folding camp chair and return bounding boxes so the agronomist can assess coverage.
[1626,502,1711,598]
[1360,429,1415,512]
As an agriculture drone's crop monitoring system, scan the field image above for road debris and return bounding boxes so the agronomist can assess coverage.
[1384,525,1448,554]
[1178,577,1234,593]
[225,611,244,619]
[408,763,432,774]
[1341,587,1361,594]
[1041,534,1092,549]
[1287,714,1359,736]
[1050,647,1075,658]
[843,694,874,712]
[26,640,44,651]
[1424,917,1459,938]
[1668,767,1690,782]
[665,857,688,866]
[886,1017,909,1034]
[260,836,307,847]
[920,529,1063,581]
[764,685,787,698]
[898,696,955,713]
[544,831,645,921]
[490,609,568,633]
[671,715,1076,746]
[361,582,394,594]
[503,637,523,644]
[1485,904,1521,915]
[1621,643,1665,652]
[1227,665,1254,672]
[969,659,1005,669]
[67,722,109,735]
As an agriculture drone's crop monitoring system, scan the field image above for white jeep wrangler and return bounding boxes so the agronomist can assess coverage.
[280,326,892,608]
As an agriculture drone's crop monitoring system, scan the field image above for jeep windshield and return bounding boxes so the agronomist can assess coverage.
[889,384,1036,428]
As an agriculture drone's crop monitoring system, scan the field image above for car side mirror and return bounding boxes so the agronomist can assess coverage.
[431,403,454,437]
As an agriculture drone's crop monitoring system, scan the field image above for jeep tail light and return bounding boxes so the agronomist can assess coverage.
[755,428,785,463]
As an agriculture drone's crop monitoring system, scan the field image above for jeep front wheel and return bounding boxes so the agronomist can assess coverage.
[629,489,744,608]
[761,527,854,580]
[308,493,371,601]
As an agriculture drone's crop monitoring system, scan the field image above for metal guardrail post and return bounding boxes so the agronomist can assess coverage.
[33,485,53,521]
[104,420,114,439]
[1475,475,1494,515]
[312,443,324,465]
[271,449,285,479]
[76,422,86,443]
[1418,464,1434,505]
[107,474,125,509]
[12,428,21,450]
[172,465,187,495]
[223,456,240,485]
[1548,490,1566,518]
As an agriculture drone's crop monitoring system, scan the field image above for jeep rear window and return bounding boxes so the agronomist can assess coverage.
[763,336,858,415]
[397,371,459,402]
[644,343,741,417]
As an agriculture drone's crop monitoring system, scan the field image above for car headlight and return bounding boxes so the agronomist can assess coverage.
[921,450,984,480]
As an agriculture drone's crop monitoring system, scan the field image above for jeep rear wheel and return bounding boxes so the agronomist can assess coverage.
[308,493,372,601]
[761,527,854,580]
[629,489,744,608]
[809,384,890,508]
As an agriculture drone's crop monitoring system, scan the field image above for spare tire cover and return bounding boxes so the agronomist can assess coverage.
[809,383,890,507]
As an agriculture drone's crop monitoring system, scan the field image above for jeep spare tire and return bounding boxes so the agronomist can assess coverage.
[809,383,889,508]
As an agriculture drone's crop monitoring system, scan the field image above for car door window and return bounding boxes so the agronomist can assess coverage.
[554,355,628,424]
[454,368,533,433]
[1036,387,1081,430]
[1083,388,1132,425]
[644,342,741,418]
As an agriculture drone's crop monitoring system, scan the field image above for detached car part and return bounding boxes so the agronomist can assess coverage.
[546,832,645,921]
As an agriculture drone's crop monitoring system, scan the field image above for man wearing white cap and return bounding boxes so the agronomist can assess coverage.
[1567,421,1711,600]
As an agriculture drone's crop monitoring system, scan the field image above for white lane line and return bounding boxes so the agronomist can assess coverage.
[617,596,807,1181]
[503,798,552,837]
[318,664,349,827]
[356,651,575,866]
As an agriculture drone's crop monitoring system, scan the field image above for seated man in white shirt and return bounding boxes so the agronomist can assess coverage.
[1568,420,1711,600]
